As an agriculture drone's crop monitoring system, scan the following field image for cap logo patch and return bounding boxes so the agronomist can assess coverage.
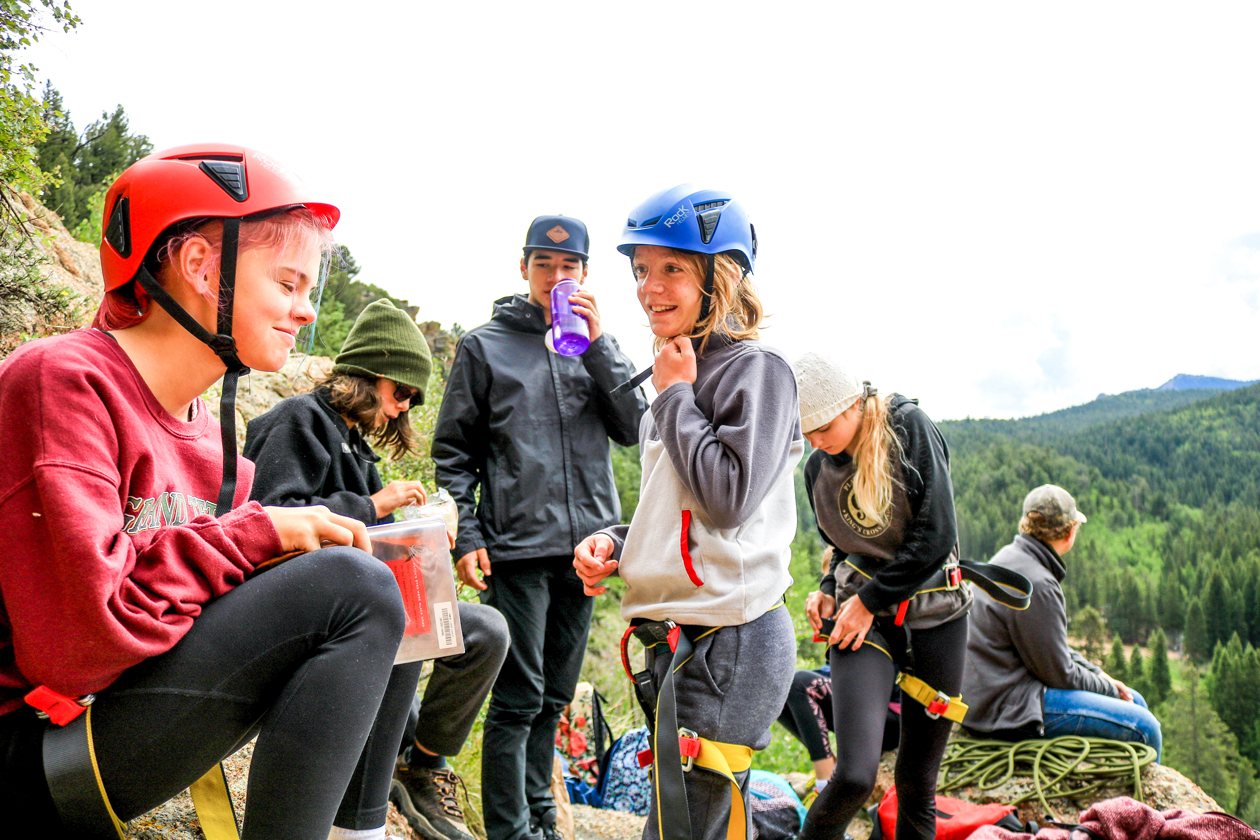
[546,225,570,244]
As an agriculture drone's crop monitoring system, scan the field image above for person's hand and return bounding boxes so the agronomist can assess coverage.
[446,529,456,550]
[568,287,603,343]
[456,548,490,591]
[805,590,837,633]
[828,594,875,651]
[1112,677,1134,702]
[265,505,371,554]
[574,534,618,595]
[371,480,428,519]
[652,336,697,393]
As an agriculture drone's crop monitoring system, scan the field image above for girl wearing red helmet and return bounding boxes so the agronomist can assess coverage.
[0,146,412,840]
[574,186,802,840]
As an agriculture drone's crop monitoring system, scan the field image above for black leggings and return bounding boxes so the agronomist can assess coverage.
[799,615,968,840]
[778,669,901,761]
[777,669,834,761]
[1,546,414,839]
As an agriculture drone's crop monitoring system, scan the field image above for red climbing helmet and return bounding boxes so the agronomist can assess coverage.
[98,144,340,517]
[99,143,340,291]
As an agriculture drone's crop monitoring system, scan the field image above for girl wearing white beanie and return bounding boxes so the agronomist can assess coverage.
[793,351,969,840]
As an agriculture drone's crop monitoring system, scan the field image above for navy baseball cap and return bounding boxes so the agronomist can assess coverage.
[523,215,589,260]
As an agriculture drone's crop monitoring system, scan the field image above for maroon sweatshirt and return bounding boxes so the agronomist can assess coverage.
[0,330,282,717]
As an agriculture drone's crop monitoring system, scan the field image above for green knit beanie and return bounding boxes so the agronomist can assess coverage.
[333,300,433,403]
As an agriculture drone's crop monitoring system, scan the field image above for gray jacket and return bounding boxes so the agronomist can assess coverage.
[962,534,1118,735]
[432,294,647,562]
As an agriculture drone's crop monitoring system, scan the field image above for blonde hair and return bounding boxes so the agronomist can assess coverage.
[641,249,764,355]
[845,391,904,527]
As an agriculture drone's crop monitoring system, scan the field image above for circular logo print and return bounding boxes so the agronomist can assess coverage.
[839,476,889,538]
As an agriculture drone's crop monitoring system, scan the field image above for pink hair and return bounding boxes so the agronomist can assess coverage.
[93,207,335,331]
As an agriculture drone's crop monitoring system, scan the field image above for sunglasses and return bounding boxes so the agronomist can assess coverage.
[393,384,418,404]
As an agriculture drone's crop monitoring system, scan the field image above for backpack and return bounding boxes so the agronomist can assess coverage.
[595,726,652,815]
[870,786,1027,840]
[748,769,808,840]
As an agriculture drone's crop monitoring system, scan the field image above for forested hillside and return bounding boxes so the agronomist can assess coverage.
[942,384,1260,819]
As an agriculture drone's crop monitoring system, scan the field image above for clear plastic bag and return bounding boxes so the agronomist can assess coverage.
[366,516,465,664]
[396,487,459,535]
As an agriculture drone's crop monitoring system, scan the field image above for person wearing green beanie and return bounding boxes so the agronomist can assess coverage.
[332,299,433,402]
[245,300,510,840]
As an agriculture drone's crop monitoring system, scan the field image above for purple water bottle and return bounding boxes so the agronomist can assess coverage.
[550,279,590,356]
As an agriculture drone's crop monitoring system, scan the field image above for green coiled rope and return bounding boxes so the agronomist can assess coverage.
[937,737,1158,821]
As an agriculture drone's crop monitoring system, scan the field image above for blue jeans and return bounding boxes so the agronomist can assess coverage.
[1042,688,1162,760]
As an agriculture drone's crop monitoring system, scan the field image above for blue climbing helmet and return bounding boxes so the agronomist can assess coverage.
[617,184,757,274]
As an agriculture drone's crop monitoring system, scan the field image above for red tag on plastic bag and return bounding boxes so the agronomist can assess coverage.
[386,552,430,636]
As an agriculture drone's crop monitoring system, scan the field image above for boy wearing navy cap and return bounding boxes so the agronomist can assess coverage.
[432,216,647,840]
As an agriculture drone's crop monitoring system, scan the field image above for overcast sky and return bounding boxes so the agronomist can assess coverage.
[22,1,1260,420]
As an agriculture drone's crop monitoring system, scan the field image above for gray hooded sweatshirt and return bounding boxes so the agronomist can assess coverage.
[601,334,804,626]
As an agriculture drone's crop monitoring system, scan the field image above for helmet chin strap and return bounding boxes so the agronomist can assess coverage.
[698,254,714,326]
[610,254,717,398]
[133,217,248,516]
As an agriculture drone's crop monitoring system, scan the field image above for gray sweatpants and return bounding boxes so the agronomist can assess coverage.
[641,606,796,840]
[402,601,511,756]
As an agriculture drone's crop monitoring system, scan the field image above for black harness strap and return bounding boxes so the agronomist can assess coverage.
[843,555,1033,611]
[213,218,243,515]
[42,707,124,838]
[651,628,693,840]
[624,621,699,840]
[132,221,248,516]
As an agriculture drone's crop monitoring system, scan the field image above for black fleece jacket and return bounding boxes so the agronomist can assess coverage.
[243,386,387,527]
[808,395,958,614]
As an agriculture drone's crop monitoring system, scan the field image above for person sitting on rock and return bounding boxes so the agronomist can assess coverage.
[961,484,1162,759]
[0,144,412,840]
[244,299,510,840]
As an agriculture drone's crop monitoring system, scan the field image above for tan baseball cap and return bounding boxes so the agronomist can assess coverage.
[1022,485,1088,529]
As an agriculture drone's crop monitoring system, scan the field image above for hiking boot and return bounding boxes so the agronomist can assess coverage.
[530,811,562,840]
[390,764,474,840]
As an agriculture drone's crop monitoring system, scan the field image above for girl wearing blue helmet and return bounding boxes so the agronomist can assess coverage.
[574,186,803,840]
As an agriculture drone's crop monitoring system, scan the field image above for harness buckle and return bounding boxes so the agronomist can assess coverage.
[678,728,699,771]
[25,686,94,726]
[944,561,962,590]
[925,691,952,720]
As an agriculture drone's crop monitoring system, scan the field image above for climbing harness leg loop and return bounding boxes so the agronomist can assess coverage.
[897,673,968,724]
[30,685,241,840]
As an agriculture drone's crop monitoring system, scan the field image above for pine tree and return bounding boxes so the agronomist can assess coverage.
[1185,598,1212,664]
[1130,643,1153,701]
[1107,637,1128,684]
[1249,563,1260,648]
[1112,575,1144,643]
[1205,570,1233,650]
[1149,627,1172,707]
[1160,569,1187,639]
[1207,633,1260,771]
[1073,605,1108,663]
[1161,667,1255,810]
[1239,647,1260,766]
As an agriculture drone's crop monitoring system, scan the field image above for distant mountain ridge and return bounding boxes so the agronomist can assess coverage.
[1153,373,1259,392]
[945,374,1258,441]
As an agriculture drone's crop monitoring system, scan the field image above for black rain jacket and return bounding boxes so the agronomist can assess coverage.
[432,294,647,562]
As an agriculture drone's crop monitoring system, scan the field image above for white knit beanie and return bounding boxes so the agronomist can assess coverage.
[793,351,863,433]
